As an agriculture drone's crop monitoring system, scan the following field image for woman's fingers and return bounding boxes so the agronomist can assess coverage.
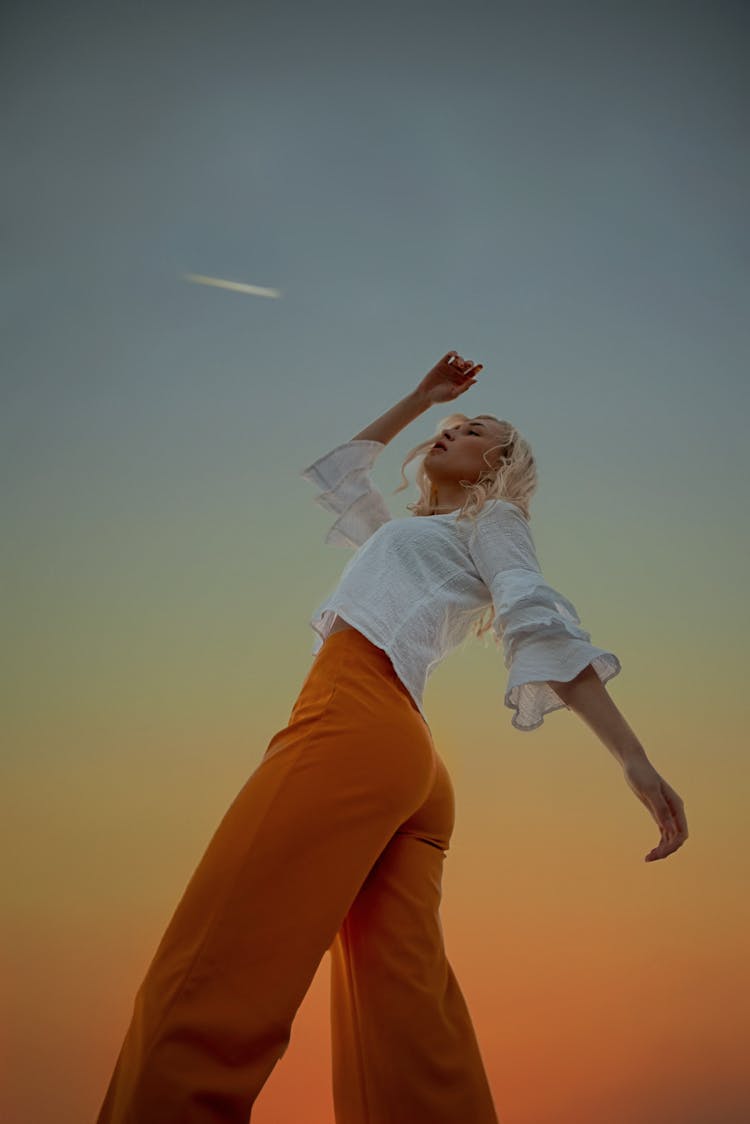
[645,782,688,862]
[624,759,689,862]
[440,352,484,396]
[654,784,686,840]
[460,358,484,377]
[646,833,680,861]
[450,355,484,377]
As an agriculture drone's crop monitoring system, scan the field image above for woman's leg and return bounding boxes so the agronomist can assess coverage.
[96,631,438,1124]
[330,752,500,1124]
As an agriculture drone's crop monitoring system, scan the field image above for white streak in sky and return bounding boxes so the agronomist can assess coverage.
[182,273,282,298]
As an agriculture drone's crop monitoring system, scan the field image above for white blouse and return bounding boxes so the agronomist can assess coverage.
[300,439,621,732]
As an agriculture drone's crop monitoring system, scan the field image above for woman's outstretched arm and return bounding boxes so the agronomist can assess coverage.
[549,664,689,862]
[351,388,432,445]
[351,351,483,444]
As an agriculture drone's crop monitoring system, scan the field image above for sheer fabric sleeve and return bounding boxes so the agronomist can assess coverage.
[467,499,622,732]
[299,439,393,549]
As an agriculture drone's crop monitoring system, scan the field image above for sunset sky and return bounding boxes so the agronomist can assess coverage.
[3,1,749,1121]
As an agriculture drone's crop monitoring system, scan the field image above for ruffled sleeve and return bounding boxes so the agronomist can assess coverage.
[299,439,393,549]
[467,499,622,732]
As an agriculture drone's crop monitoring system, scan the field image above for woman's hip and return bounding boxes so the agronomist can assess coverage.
[264,629,434,778]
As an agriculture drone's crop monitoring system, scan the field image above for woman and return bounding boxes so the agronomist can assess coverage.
[97,351,688,1124]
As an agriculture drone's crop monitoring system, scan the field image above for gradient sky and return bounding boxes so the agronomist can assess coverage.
[3,1,749,1122]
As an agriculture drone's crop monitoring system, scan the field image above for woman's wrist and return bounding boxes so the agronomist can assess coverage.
[409,386,434,411]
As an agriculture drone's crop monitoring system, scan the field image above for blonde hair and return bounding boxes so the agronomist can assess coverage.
[390,411,538,643]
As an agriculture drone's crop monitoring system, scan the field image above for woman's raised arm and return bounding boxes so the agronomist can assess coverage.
[351,388,431,445]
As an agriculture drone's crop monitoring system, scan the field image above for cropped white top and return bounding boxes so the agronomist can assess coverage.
[300,438,621,732]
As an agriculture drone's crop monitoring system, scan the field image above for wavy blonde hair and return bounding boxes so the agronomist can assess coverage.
[390,411,538,643]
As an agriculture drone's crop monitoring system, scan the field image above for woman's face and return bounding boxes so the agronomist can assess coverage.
[424,417,505,488]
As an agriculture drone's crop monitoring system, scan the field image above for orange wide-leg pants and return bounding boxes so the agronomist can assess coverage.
[96,628,500,1123]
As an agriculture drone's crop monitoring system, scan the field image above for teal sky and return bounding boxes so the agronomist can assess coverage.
[3,0,749,725]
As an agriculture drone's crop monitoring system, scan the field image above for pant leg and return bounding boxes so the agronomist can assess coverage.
[330,750,501,1124]
[96,630,438,1124]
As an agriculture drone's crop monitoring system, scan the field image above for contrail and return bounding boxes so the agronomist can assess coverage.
[182,273,282,299]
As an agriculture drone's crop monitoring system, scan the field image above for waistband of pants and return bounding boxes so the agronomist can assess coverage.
[315,627,418,711]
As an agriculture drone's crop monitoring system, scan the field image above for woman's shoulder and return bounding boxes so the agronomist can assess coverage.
[476,496,528,522]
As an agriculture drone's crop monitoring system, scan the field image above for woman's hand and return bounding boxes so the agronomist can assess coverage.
[415,351,484,406]
[622,755,689,861]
